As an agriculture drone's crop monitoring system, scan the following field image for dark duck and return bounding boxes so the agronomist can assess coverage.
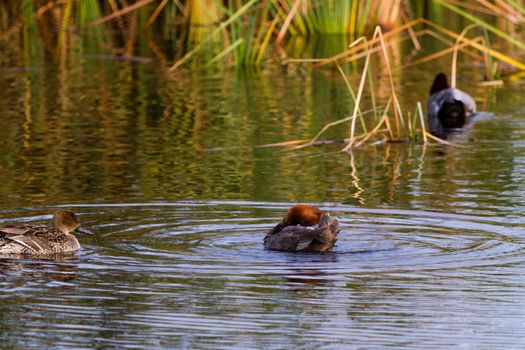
[427,73,476,138]
[264,205,340,252]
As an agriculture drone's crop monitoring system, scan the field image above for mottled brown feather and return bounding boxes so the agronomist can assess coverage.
[0,211,91,256]
[264,207,340,252]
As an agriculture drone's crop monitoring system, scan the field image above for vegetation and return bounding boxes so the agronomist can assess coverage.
[1,0,524,149]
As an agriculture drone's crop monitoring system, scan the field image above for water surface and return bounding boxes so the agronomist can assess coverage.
[0,35,524,348]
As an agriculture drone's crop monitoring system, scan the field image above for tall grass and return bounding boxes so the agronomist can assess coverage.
[1,0,524,70]
[282,15,524,151]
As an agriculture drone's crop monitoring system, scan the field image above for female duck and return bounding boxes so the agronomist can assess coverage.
[264,205,340,252]
[427,73,476,138]
[0,210,93,256]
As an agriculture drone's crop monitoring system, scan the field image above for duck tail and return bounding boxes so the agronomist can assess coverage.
[430,73,449,95]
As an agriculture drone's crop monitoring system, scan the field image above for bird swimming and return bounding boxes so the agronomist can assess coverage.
[0,210,93,256]
[264,205,340,252]
[427,73,476,138]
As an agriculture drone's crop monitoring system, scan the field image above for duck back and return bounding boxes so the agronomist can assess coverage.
[264,213,340,252]
[438,99,465,128]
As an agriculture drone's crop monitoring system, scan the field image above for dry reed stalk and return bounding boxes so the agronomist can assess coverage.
[401,12,421,50]
[478,36,492,80]
[343,35,373,150]
[444,0,502,16]
[417,29,484,60]
[420,18,525,70]
[335,62,368,133]
[416,102,428,144]
[395,36,485,72]
[339,32,413,64]
[425,132,456,146]
[476,0,514,18]
[451,23,479,88]
[107,0,126,31]
[146,0,169,27]
[270,0,294,35]
[283,58,330,64]
[474,0,519,22]
[293,107,379,150]
[257,139,309,148]
[354,113,389,147]
[431,30,486,61]
[376,26,403,139]
[326,18,523,73]
[275,0,301,46]
[340,28,483,72]
[316,18,423,67]
[36,0,67,18]
[147,38,169,68]
[377,0,401,29]
[478,80,504,86]
[351,96,393,147]
[433,1,525,50]
[291,119,348,150]
[493,0,525,21]
[90,0,155,26]
[383,111,394,140]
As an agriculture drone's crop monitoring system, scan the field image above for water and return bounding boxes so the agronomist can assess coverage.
[0,37,524,348]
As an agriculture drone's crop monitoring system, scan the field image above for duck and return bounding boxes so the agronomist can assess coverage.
[427,73,476,138]
[264,205,340,252]
[0,210,93,256]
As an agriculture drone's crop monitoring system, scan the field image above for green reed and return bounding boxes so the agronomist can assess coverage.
[2,0,525,70]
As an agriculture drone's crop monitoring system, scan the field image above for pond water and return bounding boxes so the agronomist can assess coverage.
[0,36,524,348]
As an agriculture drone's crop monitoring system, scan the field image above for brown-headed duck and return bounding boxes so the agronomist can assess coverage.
[264,205,340,252]
[0,210,93,256]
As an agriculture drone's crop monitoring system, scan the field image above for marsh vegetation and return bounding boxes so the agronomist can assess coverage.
[2,0,524,148]
[1,2,525,348]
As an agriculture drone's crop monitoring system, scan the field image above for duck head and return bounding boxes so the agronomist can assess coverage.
[283,205,323,227]
[52,210,94,235]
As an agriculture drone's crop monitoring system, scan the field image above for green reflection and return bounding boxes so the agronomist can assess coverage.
[0,27,523,219]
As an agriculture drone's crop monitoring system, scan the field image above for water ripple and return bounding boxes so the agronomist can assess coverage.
[1,201,524,348]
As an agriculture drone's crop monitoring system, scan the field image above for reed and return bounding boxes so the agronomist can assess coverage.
[433,0,525,50]
[285,16,525,151]
[3,0,525,69]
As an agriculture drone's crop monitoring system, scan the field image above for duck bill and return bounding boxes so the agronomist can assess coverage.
[75,226,94,235]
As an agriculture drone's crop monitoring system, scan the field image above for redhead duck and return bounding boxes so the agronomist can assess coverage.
[0,210,93,256]
[264,205,340,252]
[427,73,476,138]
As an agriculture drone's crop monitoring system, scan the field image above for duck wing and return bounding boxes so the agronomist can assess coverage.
[0,224,51,252]
[264,213,341,252]
[264,225,319,251]
[303,214,340,252]
[428,88,476,115]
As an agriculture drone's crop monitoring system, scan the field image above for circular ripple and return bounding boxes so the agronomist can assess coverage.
[2,202,524,349]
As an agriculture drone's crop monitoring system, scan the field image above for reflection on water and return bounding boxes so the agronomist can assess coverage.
[0,33,524,348]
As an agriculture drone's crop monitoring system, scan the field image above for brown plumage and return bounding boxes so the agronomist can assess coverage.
[264,205,340,252]
[283,204,323,226]
[0,210,93,256]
